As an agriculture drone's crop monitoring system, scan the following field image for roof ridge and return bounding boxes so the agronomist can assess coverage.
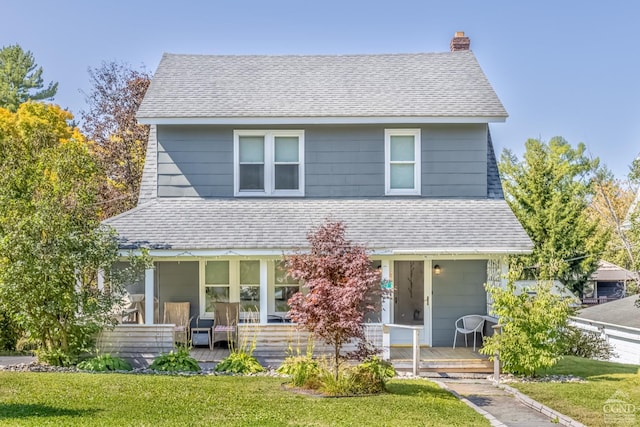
[161,51,472,59]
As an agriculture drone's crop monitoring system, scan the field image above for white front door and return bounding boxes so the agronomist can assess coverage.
[391,261,431,345]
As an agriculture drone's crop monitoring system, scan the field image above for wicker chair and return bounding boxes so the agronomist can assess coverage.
[211,302,239,349]
[163,302,191,346]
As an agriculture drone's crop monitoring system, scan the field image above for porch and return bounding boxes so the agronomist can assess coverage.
[97,324,492,374]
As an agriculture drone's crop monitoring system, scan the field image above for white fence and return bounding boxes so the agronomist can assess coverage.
[569,316,640,365]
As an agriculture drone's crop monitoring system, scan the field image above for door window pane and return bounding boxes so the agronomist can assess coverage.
[390,135,415,161]
[390,164,415,189]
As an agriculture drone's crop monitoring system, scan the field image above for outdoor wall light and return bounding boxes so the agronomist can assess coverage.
[433,264,441,275]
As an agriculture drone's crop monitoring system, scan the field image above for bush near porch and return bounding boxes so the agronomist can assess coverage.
[0,373,489,426]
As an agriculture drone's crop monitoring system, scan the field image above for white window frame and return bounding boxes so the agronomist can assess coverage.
[272,260,301,316]
[234,130,305,197]
[384,128,421,195]
[201,259,235,319]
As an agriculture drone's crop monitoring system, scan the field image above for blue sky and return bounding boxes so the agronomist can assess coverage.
[2,0,639,179]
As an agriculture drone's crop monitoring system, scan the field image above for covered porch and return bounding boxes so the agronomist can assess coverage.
[120,256,507,349]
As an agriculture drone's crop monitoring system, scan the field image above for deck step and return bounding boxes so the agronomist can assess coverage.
[393,359,493,374]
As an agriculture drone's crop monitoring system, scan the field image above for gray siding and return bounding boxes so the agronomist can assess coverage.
[156,124,488,199]
[432,260,487,346]
[156,261,201,328]
[306,126,383,197]
[423,125,487,197]
[157,126,234,197]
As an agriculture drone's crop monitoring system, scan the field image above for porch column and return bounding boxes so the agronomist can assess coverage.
[500,257,508,288]
[381,259,391,324]
[259,260,268,324]
[97,269,105,291]
[144,267,155,325]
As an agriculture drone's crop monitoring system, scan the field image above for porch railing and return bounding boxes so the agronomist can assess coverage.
[382,324,423,376]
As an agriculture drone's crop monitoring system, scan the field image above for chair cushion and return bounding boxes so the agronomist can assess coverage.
[214,326,236,332]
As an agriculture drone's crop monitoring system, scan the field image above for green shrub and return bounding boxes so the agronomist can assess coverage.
[357,356,395,382]
[277,354,320,387]
[150,347,200,372]
[480,281,572,376]
[37,348,76,367]
[317,364,355,396]
[0,311,20,352]
[215,351,264,374]
[282,355,394,396]
[560,326,615,360]
[77,354,132,371]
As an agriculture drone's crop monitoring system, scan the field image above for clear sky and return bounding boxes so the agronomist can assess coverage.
[2,0,639,179]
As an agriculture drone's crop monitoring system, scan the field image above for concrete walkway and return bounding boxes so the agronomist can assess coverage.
[0,355,36,366]
[435,379,581,427]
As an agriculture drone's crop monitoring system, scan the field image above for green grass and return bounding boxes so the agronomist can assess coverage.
[0,373,489,426]
[512,356,640,427]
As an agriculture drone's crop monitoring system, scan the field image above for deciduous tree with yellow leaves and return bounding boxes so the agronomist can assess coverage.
[0,102,146,365]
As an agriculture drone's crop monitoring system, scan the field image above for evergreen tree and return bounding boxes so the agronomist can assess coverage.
[499,137,605,295]
[0,45,58,111]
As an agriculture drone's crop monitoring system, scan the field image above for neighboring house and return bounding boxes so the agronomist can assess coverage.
[513,280,581,306]
[105,32,532,348]
[584,260,637,303]
[571,295,640,364]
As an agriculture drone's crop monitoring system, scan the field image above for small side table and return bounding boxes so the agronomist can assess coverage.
[191,327,211,348]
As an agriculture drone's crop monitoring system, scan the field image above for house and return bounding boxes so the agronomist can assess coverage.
[104,32,532,351]
[583,260,637,304]
[571,295,640,364]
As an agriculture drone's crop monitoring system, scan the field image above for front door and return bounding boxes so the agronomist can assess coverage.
[392,261,428,345]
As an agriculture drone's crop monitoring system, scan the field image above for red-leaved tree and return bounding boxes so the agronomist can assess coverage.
[285,220,384,377]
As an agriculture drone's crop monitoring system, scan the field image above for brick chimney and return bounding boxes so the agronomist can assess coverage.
[450,31,470,51]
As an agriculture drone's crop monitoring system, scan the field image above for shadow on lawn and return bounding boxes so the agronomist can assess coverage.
[385,382,457,400]
[0,403,98,419]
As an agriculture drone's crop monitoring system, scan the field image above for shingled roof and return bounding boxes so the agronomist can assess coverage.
[105,198,532,253]
[137,51,508,122]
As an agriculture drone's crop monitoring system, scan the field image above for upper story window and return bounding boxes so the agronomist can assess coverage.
[384,129,421,195]
[234,130,305,197]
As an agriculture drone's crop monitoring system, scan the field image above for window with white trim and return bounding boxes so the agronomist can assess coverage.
[239,260,260,317]
[273,261,300,313]
[234,130,304,196]
[384,129,421,195]
[204,261,230,315]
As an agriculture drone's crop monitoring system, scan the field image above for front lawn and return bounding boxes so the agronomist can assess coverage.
[0,373,488,426]
[511,356,640,427]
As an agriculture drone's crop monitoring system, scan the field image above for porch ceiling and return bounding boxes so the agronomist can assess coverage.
[104,198,532,255]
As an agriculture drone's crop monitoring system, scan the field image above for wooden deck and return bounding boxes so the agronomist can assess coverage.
[98,324,491,374]
[188,345,492,374]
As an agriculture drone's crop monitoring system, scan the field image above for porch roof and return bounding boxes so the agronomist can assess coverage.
[104,198,532,255]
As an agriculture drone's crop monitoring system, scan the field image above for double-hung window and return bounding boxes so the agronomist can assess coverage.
[204,261,230,316]
[384,129,421,195]
[234,130,304,196]
[274,261,300,313]
[239,260,260,318]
